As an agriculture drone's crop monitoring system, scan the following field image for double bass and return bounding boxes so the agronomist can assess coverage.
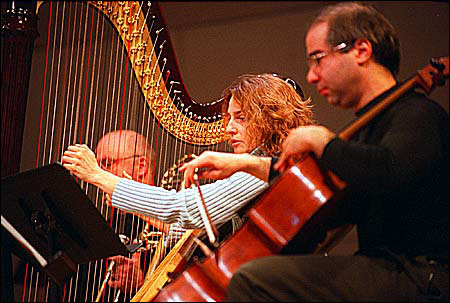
[151,58,449,301]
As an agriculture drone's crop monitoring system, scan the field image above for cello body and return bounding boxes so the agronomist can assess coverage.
[154,156,346,301]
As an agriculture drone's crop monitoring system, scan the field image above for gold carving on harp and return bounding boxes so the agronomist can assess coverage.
[86,1,227,145]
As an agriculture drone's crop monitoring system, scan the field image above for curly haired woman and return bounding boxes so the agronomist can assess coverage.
[62,73,315,230]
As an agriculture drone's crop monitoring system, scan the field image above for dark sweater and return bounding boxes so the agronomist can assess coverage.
[270,86,449,263]
[320,87,449,263]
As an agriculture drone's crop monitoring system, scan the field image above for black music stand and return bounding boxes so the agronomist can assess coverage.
[1,163,129,287]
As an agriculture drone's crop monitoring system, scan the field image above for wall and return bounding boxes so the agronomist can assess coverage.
[160,1,448,255]
[160,1,449,132]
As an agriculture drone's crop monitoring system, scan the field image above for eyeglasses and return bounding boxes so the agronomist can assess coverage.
[306,42,352,68]
[99,154,141,170]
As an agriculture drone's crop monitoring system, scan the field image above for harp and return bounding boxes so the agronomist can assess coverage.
[2,1,230,301]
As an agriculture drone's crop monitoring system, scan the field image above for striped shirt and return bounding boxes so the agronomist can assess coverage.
[111,171,268,230]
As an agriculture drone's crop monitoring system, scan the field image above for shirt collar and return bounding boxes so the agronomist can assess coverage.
[250,146,267,157]
[355,82,401,117]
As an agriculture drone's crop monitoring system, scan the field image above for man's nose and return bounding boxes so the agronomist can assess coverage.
[306,67,319,84]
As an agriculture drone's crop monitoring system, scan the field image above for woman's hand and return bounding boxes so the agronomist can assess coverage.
[275,125,336,172]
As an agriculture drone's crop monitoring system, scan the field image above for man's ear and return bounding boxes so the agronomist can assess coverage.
[353,38,373,65]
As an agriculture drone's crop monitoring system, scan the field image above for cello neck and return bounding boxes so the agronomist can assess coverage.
[339,57,449,142]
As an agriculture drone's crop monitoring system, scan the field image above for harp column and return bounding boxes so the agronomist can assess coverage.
[1,1,38,177]
[1,2,38,302]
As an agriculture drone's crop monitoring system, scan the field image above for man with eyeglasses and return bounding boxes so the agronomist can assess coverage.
[91,130,173,298]
[181,2,449,302]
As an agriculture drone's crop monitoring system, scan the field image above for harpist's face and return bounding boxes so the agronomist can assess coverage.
[96,131,138,178]
[225,97,256,154]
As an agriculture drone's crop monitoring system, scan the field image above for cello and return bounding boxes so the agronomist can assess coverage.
[150,57,449,302]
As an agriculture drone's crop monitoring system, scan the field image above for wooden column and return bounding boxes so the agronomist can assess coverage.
[1,2,38,302]
[1,1,38,177]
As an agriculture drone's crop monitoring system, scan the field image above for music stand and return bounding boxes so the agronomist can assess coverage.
[1,163,129,286]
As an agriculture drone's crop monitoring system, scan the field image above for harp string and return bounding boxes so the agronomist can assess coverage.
[35,1,52,168]
[48,2,66,300]
[78,4,97,302]
[23,1,53,302]
[56,1,72,163]
[108,4,141,298]
[61,1,78,170]
[102,5,126,301]
[46,1,63,163]
[62,6,76,301]
[21,2,231,301]
[86,8,109,302]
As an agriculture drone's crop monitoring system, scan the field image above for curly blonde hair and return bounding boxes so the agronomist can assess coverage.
[222,73,315,157]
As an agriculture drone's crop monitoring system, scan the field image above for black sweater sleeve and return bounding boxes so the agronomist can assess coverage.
[268,157,280,183]
[319,93,448,195]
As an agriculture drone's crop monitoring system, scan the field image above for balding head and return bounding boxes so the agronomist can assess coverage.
[96,130,154,184]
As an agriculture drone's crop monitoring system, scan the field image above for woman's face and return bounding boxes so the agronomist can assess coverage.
[225,97,256,154]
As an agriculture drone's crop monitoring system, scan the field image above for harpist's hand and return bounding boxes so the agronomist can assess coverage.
[62,144,102,183]
[108,252,144,294]
[179,151,270,188]
[62,144,120,195]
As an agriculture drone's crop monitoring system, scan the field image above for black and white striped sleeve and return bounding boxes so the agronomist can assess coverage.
[111,172,268,229]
